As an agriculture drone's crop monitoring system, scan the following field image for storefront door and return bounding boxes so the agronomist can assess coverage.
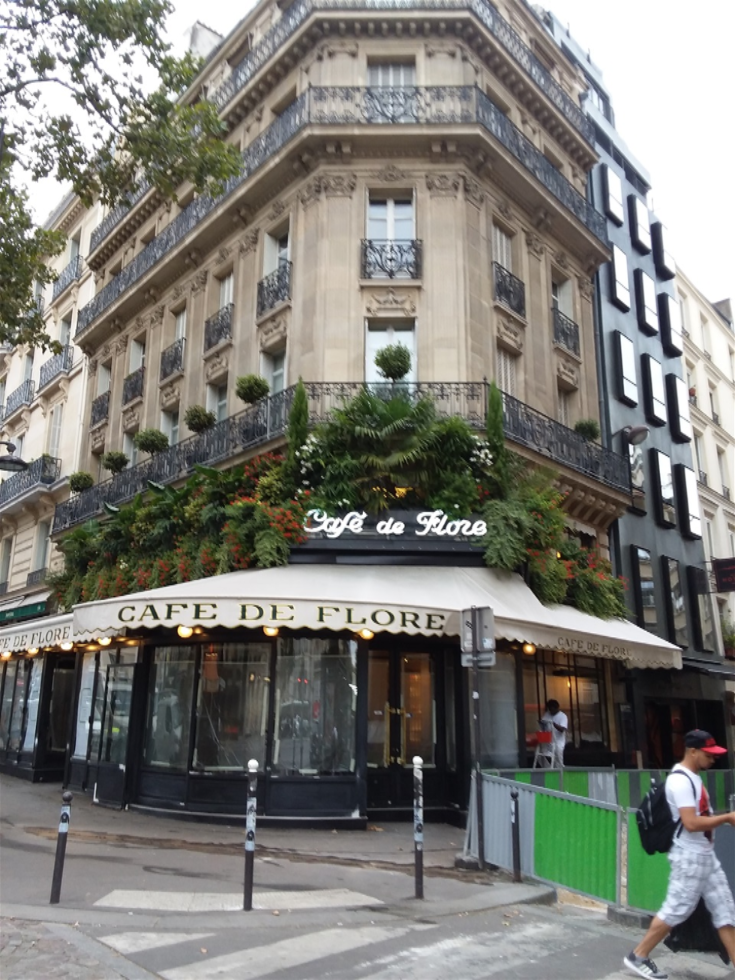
[366,647,440,812]
[94,663,137,807]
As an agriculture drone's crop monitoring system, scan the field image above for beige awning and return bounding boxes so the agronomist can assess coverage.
[72,565,682,670]
[0,611,74,653]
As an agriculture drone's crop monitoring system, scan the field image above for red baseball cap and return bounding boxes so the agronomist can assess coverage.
[685,729,728,755]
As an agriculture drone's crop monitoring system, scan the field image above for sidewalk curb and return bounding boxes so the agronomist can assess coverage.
[607,905,652,929]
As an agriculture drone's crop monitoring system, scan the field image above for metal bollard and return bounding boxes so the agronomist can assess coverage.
[49,790,73,905]
[730,792,735,813]
[243,759,259,911]
[413,755,424,900]
[510,789,521,883]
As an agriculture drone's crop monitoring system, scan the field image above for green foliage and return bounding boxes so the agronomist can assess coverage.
[482,499,533,570]
[721,617,735,650]
[485,381,512,497]
[374,343,412,382]
[101,451,129,474]
[69,471,94,493]
[184,405,217,434]
[574,418,601,441]
[284,379,309,493]
[134,428,169,454]
[236,375,270,404]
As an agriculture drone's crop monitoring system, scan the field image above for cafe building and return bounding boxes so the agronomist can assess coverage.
[47,515,682,823]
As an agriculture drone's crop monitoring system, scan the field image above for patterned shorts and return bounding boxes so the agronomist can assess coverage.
[658,845,735,929]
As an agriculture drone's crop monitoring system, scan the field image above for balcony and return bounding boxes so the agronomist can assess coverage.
[38,346,74,391]
[689,394,697,407]
[91,390,111,428]
[3,379,35,419]
[699,470,708,486]
[724,486,731,501]
[552,307,580,357]
[0,455,61,507]
[204,303,234,352]
[27,568,47,587]
[76,86,606,338]
[122,366,145,405]
[160,339,186,382]
[713,411,721,426]
[257,263,292,318]
[493,262,526,319]
[51,254,83,301]
[90,184,150,253]
[361,240,422,279]
[53,381,629,533]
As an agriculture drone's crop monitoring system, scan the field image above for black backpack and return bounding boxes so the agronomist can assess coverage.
[636,771,696,855]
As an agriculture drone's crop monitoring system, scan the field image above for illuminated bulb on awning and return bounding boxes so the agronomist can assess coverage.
[263,626,279,637]
[177,625,194,639]
[98,636,112,646]
[60,642,74,651]
[358,628,374,641]
[522,643,536,655]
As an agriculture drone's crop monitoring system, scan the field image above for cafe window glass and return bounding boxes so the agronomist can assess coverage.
[192,642,271,771]
[631,546,658,633]
[651,450,676,528]
[273,637,357,776]
[73,651,97,759]
[0,660,18,751]
[88,649,138,762]
[21,658,42,753]
[662,557,688,648]
[143,647,196,770]
[6,660,32,752]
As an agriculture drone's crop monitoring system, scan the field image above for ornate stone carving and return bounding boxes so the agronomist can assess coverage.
[496,198,512,220]
[160,381,181,409]
[239,229,260,255]
[204,351,229,383]
[462,174,484,209]
[554,250,570,271]
[425,173,461,197]
[370,164,410,183]
[258,314,288,352]
[150,305,165,327]
[267,200,287,221]
[496,317,524,353]
[315,40,359,59]
[578,275,594,301]
[321,172,357,197]
[556,355,580,390]
[90,425,107,454]
[217,246,232,265]
[299,177,322,210]
[101,344,112,359]
[122,407,140,432]
[533,207,552,232]
[364,287,418,318]
[114,336,128,355]
[525,231,545,258]
[190,270,209,294]
[173,282,187,300]
[135,316,145,331]
[425,42,458,57]
[88,359,98,377]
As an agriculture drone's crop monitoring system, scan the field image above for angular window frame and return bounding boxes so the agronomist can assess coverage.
[666,374,693,442]
[651,221,675,279]
[628,195,651,253]
[631,545,658,634]
[658,292,684,355]
[635,269,659,334]
[615,331,638,405]
[641,354,666,426]
[661,556,688,648]
[602,165,625,226]
[676,464,702,539]
[650,449,676,528]
[610,245,631,311]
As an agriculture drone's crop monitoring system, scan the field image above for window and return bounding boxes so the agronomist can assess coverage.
[97,361,111,396]
[666,374,692,441]
[496,347,517,396]
[23,352,34,382]
[641,355,666,425]
[679,294,688,335]
[122,431,139,468]
[650,450,676,527]
[366,322,416,384]
[492,224,513,272]
[0,537,13,584]
[701,315,712,357]
[694,433,706,481]
[264,227,289,276]
[629,442,645,500]
[661,558,688,647]
[262,350,286,394]
[651,221,675,279]
[704,518,714,559]
[33,521,51,573]
[161,409,179,447]
[610,246,630,310]
[687,566,715,652]
[59,317,72,348]
[709,386,719,424]
[15,432,25,461]
[365,196,416,278]
[367,62,415,87]
[368,196,414,242]
[601,165,625,225]
[143,647,196,771]
[130,337,146,372]
[47,402,63,458]
[69,234,80,261]
[631,546,658,633]
[635,270,658,334]
[218,273,234,309]
[174,307,187,341]
[658,292,683,355]
[615,331,638,405]
[628,195,651,253]
[206,383,228,423]
[676,464,702,538]
[717,449,729,496]
[557,388,571,427]
[551,278,573,317]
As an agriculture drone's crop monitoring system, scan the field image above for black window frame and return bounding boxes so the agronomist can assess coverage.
[635,269,659,334]
[641,353,667,425]
[628,195,651,253]
[610,245,631,311]
[658,292,684,355]
[630,545,659,634]
[675,463,702,539]
[650,449,676,528]
[615,330,638,405]
[651,221,675,280]
[666,374,693,442]
[661,556,688,648]
[602,164,625,226]
[687,565,715,652]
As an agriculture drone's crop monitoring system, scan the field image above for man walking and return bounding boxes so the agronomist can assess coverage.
[624,729,735,979]
[539,699,567,768]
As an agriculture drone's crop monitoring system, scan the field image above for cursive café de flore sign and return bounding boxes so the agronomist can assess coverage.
[303,509,488,539]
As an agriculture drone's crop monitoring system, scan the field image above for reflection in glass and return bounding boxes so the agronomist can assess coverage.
[367,651,390,768]
[21,659,42,753]
[143,647,194,770]
[445,659,457,771]
[7,660,30,751]
[652,450,676,526]
[48,661,75,752]
[603,166,625,225]
[633,546,658,633]
[73,651,97,759]
[99,663,136,765]
[477,652,517,768]
[611,246,630,309]
[617,332,637,404]
[192,642,270,770]
[0,661,18,751]
[681,466,702,538]
[274,637,356,775]
[629,443,645,494]
[662,557,688,647]
[671,376,693,441]
[401,653,435,766]
[644,355,666,424]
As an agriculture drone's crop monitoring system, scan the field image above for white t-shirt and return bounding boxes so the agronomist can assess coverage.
[540,710,568,755]
[666,763,713,853]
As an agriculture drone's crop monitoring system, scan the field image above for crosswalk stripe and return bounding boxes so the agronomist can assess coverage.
[95,887,381,912]
[99,932,214,955]
[160,925,418,980]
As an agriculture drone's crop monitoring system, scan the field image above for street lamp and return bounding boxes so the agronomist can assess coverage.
[0,440,29,472]
[615,425,650,447]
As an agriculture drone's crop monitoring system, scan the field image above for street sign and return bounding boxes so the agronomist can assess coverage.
[460,606,496,666]
[461,651,497,668]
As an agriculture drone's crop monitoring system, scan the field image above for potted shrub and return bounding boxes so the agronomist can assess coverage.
[688,386,696,397]
[184,405,217,434]
[69,471,94,493]
[101,451,129,474]
[134,428,169,455]
[722,617,735,660]
[375,343,411,383]
[236,374,269,404]
[574,418,601,442]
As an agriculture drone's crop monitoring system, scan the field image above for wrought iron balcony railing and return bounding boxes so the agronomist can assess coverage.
[699,470,707,485]
[257,263,292,318]
[361,240,422,279]
[0,455,61,507]
[76,86,606,337]
[51,254,83,301]
[493,262,525,318]
[3,379,35,419]
[54,381,629,533]
[204,303,234,351]
[713,411,720,425]
[689,394,697,407]
[160,338,186,381]
[552,307,580,357]
[27,568,47,587]
[122,366,145,405]
[724,486,731,501]
[90,183,150,253]
[91,390,111,427]
[38,346,74,390]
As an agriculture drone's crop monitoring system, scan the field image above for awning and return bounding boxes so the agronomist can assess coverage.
[0,590,51,624]
[0,611,73,654]
[683,656,735,681]
[72,565,682,670]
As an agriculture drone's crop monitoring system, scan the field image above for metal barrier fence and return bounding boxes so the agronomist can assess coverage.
[465,770,735,914]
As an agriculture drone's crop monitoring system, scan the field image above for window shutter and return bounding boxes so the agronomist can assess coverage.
[48,404,63,458]
[496,348,516,396]
[492,225,513,272]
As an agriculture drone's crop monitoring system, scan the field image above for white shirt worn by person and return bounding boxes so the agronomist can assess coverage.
[540,710,568,756]
[665,762,714,853]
